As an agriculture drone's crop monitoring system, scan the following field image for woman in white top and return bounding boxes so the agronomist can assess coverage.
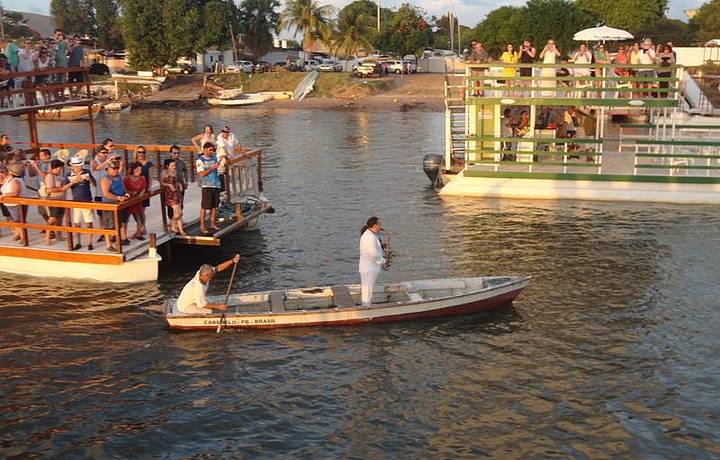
[191,125,216,153]
[0,163,27,243]
[540,39,560,96]
[358,216,387,306]
[16,40,37,103]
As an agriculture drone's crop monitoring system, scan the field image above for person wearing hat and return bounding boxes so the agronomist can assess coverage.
[176,254,240,314]
[64,156,96,250]
[0,162,27,244]
[44,159,73,245]
[216,126,240,201]
[100,159,130,251]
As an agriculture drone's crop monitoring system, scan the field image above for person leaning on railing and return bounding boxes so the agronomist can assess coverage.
[0,163,27,244]
[636,38,656,97]
[100,159,130,252]
[44,159,70,246]
[657,44,675,98]
[65,156,96,251]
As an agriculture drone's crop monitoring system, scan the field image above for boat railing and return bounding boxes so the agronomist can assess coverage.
[464,62,681,108]
[15,142,265,226]
[465,134,720,177]
[0,190,160,256]
[0,66,93,113]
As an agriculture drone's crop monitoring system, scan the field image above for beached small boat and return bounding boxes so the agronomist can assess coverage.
[33,104,101,121]
[207,93,272,107]
[164,276,530,330]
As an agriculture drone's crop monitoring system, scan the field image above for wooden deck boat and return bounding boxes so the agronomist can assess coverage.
[164,276,531,330]
[33,104,101,121]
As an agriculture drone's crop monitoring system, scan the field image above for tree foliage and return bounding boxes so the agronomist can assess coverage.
[470,0,596,57]
[120,0,239,69]
[576,0,667,33]
[280,0,336,55]
[636,18,693,46]
[51,0,122,49]
[375,3,433,57]
[238,0,280,60]
[1,11,31,39]
[335,1,375,57]
[689,0,720,44]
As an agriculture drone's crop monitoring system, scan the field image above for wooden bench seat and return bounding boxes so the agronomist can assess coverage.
[332,285,355,308]
[269,290,285,313]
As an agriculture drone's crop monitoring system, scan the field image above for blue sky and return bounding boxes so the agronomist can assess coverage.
[3,0,705,28]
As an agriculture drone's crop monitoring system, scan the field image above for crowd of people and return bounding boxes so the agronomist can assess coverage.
[0,124,244,251]
[467,37,677,97]
[0,29,86,107]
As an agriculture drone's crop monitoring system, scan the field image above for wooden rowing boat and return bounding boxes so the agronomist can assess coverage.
[164,276,531,330]
[33,104,101,121]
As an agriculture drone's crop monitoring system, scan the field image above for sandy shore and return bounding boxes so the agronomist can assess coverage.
[134,73,445,112]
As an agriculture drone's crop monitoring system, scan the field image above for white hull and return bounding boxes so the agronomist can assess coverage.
[440,171,720,204]
[208,93,271,106]
[0,253,161,282]
[165,276,530,330]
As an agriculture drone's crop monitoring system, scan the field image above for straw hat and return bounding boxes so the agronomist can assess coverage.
[8,162,24,177]
[75,149,90,161]
[54,148,70,162]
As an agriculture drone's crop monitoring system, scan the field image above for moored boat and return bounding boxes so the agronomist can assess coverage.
[164,275,531,330]
[207,93,272,106]
[34,104,101,121]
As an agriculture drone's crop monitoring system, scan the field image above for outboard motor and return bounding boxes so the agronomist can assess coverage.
[423,154,445,186]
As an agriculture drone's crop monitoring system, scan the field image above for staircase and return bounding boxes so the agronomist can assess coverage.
[444,70,468,172]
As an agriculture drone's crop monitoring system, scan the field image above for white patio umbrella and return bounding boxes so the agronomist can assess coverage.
[573,26,634,42]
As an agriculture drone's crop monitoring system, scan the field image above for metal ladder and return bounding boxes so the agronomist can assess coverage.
[444,69,468,170]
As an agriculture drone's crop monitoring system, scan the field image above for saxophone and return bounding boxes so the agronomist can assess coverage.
[380,232,396,271]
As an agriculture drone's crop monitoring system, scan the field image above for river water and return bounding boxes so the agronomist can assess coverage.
[1,108,719,458]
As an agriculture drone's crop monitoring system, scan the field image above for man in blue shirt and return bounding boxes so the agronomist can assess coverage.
[195,142,221,234]
[65,156,96,250]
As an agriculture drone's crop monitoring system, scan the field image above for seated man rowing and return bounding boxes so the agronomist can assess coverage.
[176,254,240,314]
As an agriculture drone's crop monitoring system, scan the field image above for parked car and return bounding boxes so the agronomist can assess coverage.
[254,61,272,73]
[163,63,196,75]
[353,61,380,78]
[226,60,254,73]
[385,61,406,74]
[319,59,343,72]
[304,60,321,71]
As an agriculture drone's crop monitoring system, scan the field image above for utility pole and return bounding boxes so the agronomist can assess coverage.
[449,11,454,53]
[0,0,5,41]
[377,0,380,31]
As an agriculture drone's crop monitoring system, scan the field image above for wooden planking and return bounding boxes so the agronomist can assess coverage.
[332,285,355,308]
[269,291,285,313]
[0,245,124,265]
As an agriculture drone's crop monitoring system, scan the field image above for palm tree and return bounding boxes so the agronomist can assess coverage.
[280,0,336,60]
[334,9,374,58]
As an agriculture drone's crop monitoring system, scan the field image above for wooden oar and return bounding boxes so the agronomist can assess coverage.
[216,260,239,334]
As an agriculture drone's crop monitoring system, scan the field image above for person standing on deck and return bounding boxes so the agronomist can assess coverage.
[359,216,386,307]
[53,30,68,100]
[176,254,240,314]
[166,145,188,221]
[65,156,96,250]
[196,142,221,234]
[100,160,130,251]
[67,35,85,98]
[191,125,215,153]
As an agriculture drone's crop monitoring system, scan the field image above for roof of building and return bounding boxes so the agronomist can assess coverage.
[8,10,56,38]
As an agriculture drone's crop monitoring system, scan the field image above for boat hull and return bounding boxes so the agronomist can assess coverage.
[165,277,530,330]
